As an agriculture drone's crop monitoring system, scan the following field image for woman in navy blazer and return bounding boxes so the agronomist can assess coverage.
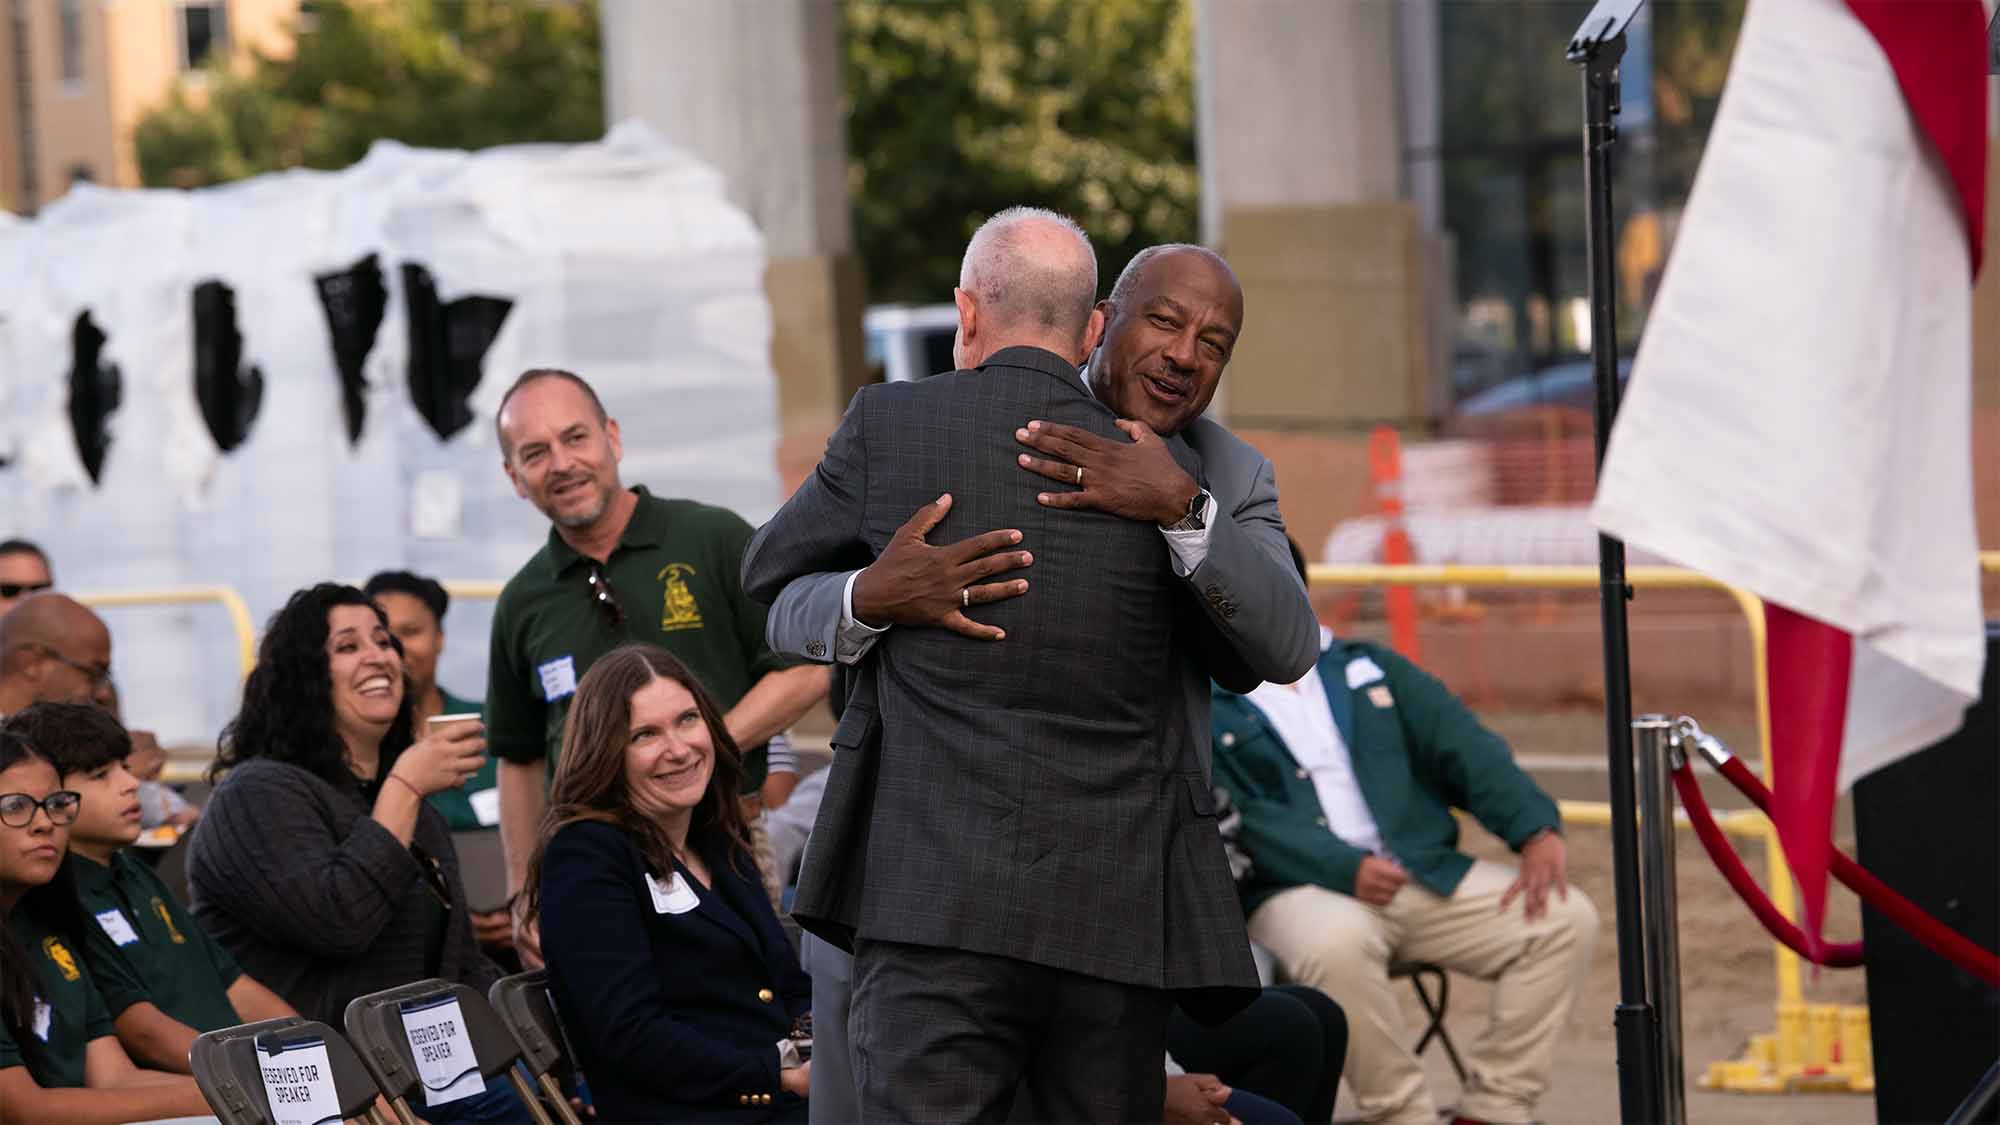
[527,644,811,1123]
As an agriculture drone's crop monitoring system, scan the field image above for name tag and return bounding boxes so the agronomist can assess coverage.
[468,788,501,827]
[646,871,700,915]
[31,999,51,1042]
[94,908,140,947]
[258,1036,342,1125]
[538,655,578,702]
[399,995,485,1107]
[1346,657,1385,688]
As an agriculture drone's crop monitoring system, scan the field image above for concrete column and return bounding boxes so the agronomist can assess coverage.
[1195,0,1438,433]
[601,0,863,475]
[1194,0,1464,555]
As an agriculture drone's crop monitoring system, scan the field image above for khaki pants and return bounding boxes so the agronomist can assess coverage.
[1248,861,1598,1125]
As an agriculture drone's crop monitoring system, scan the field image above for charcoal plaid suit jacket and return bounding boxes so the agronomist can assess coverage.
[742,346,1259,997]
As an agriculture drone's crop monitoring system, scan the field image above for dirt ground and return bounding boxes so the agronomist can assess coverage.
[1333,820,1876,1124]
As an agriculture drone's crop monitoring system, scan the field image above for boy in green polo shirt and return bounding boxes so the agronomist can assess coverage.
[0,726,213,1120]
[3,703,296,1073]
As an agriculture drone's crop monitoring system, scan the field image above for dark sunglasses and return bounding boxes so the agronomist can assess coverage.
[0,790,82,828]
[0,582,52,599]
[587,564,626,629]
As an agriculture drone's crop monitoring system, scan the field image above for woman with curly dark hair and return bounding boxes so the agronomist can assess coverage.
[188,583,534,1124]
[525,643,811,1123]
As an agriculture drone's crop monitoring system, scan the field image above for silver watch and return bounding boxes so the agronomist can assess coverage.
[1162,489,1209,532]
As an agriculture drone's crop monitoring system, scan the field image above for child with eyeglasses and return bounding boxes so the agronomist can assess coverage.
[0,728,214,1123]
[6,702,299,1077]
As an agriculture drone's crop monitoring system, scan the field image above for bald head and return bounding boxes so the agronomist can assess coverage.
[0,593,113,712]
[953,207,1102,368]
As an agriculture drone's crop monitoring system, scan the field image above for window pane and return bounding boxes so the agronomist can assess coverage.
[182,3,229,70]
[59,0,83,83]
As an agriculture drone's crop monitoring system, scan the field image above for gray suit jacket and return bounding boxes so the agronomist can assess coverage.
[742,347,1264,996]
[765,413,1318,781]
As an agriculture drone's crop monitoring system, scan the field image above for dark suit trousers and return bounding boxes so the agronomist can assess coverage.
[849,939,1172,1124]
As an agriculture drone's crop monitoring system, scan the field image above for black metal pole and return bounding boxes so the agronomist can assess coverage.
[1568,20,1662,1124]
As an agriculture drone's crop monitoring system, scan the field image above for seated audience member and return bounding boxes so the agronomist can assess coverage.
[0,547,195,831]
[0,728,214,1123]
[365,571,513,960]
[188,583,531,1125]
[4,703,295,1072]
[0,593,116,716]
[104,684,198,832]
[528,643,811,1123]
[0,540,53,618]
[1165,984,1345,1125]
[364,571,496,829]
[1211,539,1598,1125]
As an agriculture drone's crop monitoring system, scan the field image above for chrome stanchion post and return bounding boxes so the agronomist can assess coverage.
[1634,714,1686,1124]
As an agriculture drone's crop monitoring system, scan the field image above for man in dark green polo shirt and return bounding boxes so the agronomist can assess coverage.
[488,368,828,962]
[3,703,295,1073]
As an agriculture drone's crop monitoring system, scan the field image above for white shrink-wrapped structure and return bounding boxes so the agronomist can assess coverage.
[0,122,782,746]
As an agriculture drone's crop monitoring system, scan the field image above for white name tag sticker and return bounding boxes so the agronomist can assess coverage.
[95,908,141,947]
[399,995,485,1107]
[468,787,501,827]
[1346,657,1386,689]
[646,871,700,915]
[538,655,578,702]
[30,999,51,1042]
[258,1036,343,1125]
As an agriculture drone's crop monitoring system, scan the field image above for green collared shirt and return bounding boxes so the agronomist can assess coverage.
[68,850,242,1037]
[425,689,500,832]
[486,486,789,790]
[1,908,114,1088]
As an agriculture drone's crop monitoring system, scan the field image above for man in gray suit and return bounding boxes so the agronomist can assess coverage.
[746,232,1315,1122]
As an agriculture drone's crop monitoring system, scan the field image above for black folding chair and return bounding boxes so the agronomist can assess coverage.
[1391,961,1468,1085]
[189,1017,390,1125]
[489,969,586,1125]
[343,978,551,1125]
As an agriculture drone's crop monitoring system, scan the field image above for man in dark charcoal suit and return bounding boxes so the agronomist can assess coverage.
[743,211,1287,1122]
[763,244,1322,1125]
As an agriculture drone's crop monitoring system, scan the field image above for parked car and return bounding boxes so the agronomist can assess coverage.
[864,303,958,383]
[1455,357,1633,416]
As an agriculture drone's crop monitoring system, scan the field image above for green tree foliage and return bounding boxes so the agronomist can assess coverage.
[135,0,602,189]
[844,0,1198,304]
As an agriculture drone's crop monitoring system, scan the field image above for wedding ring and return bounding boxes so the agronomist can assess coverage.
[962,588,971,608]
[1075,466,1084,485]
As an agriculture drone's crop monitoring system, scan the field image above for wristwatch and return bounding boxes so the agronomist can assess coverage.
[1161,489,1210,532]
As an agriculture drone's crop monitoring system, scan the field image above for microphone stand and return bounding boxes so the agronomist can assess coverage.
[1566,1,1661,1119]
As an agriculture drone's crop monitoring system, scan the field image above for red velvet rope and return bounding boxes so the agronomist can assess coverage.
[1669,767,1863,967]
[1673,754,2000,988]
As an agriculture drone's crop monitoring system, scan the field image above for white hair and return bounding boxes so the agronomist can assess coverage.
[957,206,1098,341]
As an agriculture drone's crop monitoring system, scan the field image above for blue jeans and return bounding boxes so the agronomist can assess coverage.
[419,1071,536,1125]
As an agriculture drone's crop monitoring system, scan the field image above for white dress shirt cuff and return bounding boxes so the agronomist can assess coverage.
[836,569,890,665]
[1161,492,1215,578]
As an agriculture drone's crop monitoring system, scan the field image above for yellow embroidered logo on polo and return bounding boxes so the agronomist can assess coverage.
[152,897,187,944]
[658,563,704,632]
[42,936,79,981]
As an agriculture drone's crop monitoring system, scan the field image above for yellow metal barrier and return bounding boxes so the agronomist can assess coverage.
[1315,552,2000,1093]
[73,587,258,785]
[75,586,259,683]
[1306,562,1832,1091]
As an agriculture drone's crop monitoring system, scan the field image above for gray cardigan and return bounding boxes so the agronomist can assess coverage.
[186,758,499,1026]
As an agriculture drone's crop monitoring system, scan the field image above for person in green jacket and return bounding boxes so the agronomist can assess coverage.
[1210,539,1598,1125]
[365,571,510,958]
